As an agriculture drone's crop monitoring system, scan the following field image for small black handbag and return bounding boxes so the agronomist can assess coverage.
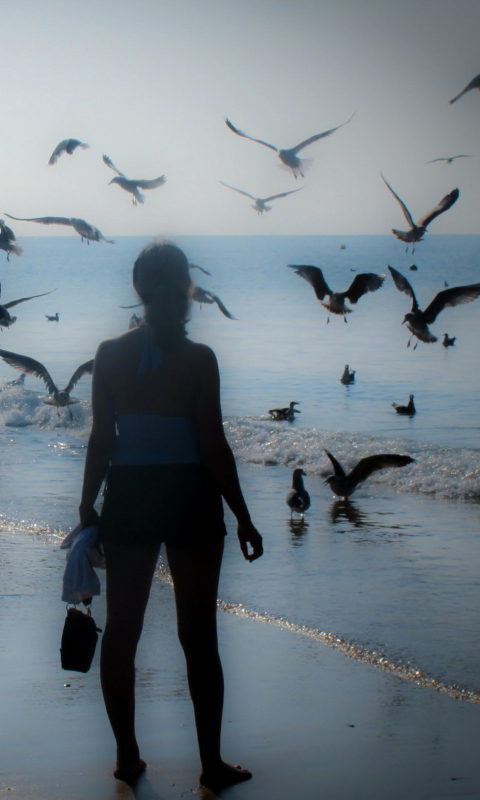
[60,600,102,673]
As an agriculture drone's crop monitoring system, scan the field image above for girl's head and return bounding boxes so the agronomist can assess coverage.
[133,240,192,344]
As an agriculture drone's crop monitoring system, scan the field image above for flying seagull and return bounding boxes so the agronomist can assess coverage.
[442,333,456,347]
[323,450,415,499]
[225,114,354,179]
[286,468,311,518]
[103,154,166,205]
[189,263,211,276]
[450,73,480,104]
[3,213,114,244]
[48,139,89,166]
[220,181,302,214]
[426,155,472,164]
[392,394,416,415]
[388,265,480,348]
[0,219,23,261]
[0,348,94,419]
[0,285,57,329]
[268,401,300,422]
[121,285,236,320]
[381,175,459,253]
[288,264,384,322]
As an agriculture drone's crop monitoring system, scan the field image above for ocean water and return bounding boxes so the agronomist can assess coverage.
[1,234,479,701]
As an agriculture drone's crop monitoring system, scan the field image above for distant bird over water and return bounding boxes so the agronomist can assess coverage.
[392,395,416,415]
[4,213,114,244]
[288,265,384,322]
[0,349,94,419]
[340,365,356,384]
[268,401,300,422]
[0,219,23,261]
[48,139,89,165]
[45,313,59,322]
[220,181,302,214]
[0,285,56,329]
[323,450,415,499]
[225,114,354,179]
[450,73,480,104]
[381,175,459,253]
[388,265,480,348]
[427,155,472,164]
[286,469,310,517]
[442,333,456,347]
[103,155,166,205]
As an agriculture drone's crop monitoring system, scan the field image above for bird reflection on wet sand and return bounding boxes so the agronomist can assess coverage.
[329,499,369,528]
[288,516,309,543]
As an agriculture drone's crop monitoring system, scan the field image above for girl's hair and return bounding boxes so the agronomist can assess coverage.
[133,240,191,346]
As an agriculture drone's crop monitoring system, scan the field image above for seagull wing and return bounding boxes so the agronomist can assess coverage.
[290,113,355,155]
[263,188,303,202]
[344,273,385,304]
[120,302,143,308]
[426,158,448,163]
[192,286,214,304]
[287,265,331,300]
[65,139,89,154]
[224,118,278,152]
[417,188,459,228]
[381,175,415,229]
[3,214,73,227]
[450,73,480,104]
[102,154,126,178]
[348,454,415,488]
[134,176,166,190]
[48,140,68,165]
[422,284,480,324]
[388,266,419,312]
[324,450,346,479]
[202,290,237,319]
[3,288,57,310]
[220,181,256,200]
[189,263,211,276]
[64,359,94,393]
[0,349,57,393]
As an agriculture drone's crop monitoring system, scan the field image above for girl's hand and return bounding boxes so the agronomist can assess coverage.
[237,521,263,562]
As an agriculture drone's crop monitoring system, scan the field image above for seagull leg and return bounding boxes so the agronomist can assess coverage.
[406,336,412,348]
[68,406,73,421]
[6,253,10,262]
[343,315,348,324]
[413,340,418,351]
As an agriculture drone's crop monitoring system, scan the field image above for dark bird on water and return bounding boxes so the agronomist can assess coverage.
[288,264,385,323]
[0,349,94,420]
[442,333,456,347]
[225,114,354,179]
[268,401,300,422]
[450,73,480,104]
[392,395,416,415]
[388,266,480,348]
[0,219,23,261]
[220,181,302,214]
[340,365,355,384]
[48,139,89,165]
[381,175,459,253]
[103,154,166,205]
[0,284,56,329]
[427,155,472,164]
[323,450,415,499]
[286,469,311,517]
[45,313,59,322]
[4,213,114,244]
[409,264,418,271]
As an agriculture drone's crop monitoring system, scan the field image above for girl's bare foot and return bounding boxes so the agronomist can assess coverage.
[113,758,147,785]
[200,761,252,793]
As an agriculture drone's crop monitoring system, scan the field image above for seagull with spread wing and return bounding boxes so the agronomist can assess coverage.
[191,286,236,319]
[48,139,89,165]
[220,181,302,214]
[323,450,415,499]
[0,349,94,419]
[0,219,23,261]
[0,284,56,329]
[103,154,166,205]
[3,213,114,244]
[426,155,472,164]
[450,73,480,104]
[381,175,459,253]
[268,401,300,422]
[388,265,480,348]
[288,264,385,323]
[225,114,354,179]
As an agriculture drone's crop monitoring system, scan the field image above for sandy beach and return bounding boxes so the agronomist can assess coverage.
[0,526,479,800]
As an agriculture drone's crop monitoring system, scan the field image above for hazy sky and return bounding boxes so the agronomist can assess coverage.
[1,0,479,236]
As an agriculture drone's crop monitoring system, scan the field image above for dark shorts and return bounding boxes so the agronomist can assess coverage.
[99,464,227,548]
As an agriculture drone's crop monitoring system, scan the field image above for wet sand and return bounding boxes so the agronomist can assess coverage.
[1,527,480,800]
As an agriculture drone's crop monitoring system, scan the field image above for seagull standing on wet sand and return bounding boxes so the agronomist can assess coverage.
[268,401,300,422]
[3,213,114,244]
[450,73,480,104]
[0,349,94,419]
[323,450,415,499]
[0,219,23,261]
[288,265,385,323]
[381,175,459,253]
[103,155,166,205]
[48,139,89,165]
[392,395,416,415]
[225,114,354,179]
[220,182,302,214]
[286,469,311,517]
[0,285,57,329]
[388,265,480,348]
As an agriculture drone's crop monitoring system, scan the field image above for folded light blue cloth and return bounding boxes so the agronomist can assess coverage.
[60,523,105,605]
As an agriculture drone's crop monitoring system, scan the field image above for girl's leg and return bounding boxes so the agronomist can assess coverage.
[166,537,252,791]
[101,540,161,783]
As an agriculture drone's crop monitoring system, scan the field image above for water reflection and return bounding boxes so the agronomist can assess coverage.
[329,499,369,528]
[288,516,309,544]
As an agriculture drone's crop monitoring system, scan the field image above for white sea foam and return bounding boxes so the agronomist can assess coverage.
[0,387,91,430]
[224,416,480,499]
